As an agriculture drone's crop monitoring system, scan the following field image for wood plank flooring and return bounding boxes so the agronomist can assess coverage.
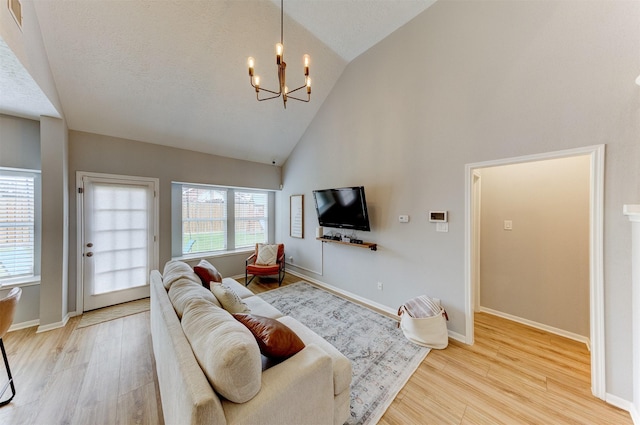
[0,274,632,424]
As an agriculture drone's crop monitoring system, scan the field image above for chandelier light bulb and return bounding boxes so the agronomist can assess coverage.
[253,75,260,92]
[303,54,310,76]
[284,85,288,94]
[247,57,255,76]
[276,43,283,65]
[306,77,311,94]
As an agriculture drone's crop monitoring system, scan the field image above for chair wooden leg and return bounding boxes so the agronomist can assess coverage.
[0,338,15,407]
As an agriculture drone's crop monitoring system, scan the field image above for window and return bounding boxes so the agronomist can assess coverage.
[174,183,272,257]
[235,191,268,249]
[0,168,40,284]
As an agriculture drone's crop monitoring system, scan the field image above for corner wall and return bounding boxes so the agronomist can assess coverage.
[278,0,640,401]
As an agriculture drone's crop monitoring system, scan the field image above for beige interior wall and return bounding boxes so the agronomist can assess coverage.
[479,156,590,337]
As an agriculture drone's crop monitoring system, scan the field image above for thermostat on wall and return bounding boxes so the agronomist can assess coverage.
[429,211,448,223]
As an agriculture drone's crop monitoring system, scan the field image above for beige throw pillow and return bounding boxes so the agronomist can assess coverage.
[211,284,251,314]
[256,244,278,265]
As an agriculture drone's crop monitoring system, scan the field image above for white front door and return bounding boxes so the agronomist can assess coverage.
[79,173,158,311]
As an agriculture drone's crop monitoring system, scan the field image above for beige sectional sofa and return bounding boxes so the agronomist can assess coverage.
[150,260,352,425]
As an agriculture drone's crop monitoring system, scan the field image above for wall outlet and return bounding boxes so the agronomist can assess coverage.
[377,282,383,291]
[288,256,293,262]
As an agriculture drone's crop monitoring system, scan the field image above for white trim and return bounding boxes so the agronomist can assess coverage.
[479,307,590,347]
[286,269,398,319]
[36,312,70,333]
[631,404,640,425]
[8,319,39,332]
[173,248,254,262]
[448,330,465,343]
[76,171,160,314]
[464,144,606,400]
[605,393,634,416]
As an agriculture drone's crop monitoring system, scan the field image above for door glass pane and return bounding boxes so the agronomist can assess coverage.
[92,183,149,295]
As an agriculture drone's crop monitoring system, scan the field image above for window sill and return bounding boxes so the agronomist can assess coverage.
[173,248,254,262]
[1,275,41,289]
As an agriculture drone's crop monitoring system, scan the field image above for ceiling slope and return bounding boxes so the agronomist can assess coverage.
[14,1,436,165]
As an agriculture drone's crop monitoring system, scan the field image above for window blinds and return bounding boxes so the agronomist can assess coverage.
[0,173,35,279]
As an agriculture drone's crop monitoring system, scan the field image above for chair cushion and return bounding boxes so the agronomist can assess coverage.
[233,314,305,359]
[247,264,280,275]
[211,283,251,314]
[181,298,262,403]
[256,244,278,265]
[193,259,223,289]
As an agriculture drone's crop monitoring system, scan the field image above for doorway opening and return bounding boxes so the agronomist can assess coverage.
[465,144,605,399]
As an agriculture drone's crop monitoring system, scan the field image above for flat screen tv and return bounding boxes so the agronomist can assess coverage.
[312,186,371,231]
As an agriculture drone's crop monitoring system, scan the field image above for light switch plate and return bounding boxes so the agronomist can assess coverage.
[399,215,409,223]
[436,223,449,232]
[504,220,513,230]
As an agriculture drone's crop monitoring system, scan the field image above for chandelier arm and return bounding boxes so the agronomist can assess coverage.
[256,86,282,96]
[286,94,310,102]
[286,84,308,94]
[257,93,283,101]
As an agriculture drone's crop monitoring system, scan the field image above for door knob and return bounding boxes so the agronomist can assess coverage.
[86,252,93,257]
[86,243,93,248]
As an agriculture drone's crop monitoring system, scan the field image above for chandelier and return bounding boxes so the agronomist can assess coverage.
[247,0,311,109]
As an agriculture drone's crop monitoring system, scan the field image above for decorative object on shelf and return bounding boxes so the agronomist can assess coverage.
[247,0,311,109]
[290,194,303,238]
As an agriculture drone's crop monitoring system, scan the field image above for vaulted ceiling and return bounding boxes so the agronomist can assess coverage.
[2,0,436,165]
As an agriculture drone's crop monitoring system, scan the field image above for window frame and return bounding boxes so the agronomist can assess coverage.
[0,167,41,287]
[171,182,275,259]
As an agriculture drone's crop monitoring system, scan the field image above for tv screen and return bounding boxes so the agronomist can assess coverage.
[312,186,371,231]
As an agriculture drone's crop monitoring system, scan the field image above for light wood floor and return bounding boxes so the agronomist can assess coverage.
[0,274,632,424]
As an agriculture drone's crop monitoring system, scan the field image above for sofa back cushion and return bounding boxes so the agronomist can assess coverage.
[168,278,221,318]
[163,260,200,290]
[181,298,262,403]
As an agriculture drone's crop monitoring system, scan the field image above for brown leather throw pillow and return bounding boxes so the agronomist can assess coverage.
[193,259,223,289]
[233,313,305,359]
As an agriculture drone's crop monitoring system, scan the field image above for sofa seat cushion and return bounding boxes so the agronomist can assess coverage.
[277,316,352,396]
[163,260,201,290]
[181,298,262,403]
[168,277,221,318]
[243,296,284,319]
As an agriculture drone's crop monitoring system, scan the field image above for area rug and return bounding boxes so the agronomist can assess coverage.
[77,298,150,328]
[259,282,430,425]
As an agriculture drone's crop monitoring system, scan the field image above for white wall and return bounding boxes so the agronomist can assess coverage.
[278,0,640,401]
[479,156,590,337]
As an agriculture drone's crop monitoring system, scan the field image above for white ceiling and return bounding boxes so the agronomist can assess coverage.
[2,0,436,165]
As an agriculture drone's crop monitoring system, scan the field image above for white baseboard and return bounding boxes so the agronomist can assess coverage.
[631,403,640,425]
[36,312,71,333]
[9,319,39,332]
[286,269,399,319]
[479,306,590,348]
[448,330,465,343]
[605,393,635,418]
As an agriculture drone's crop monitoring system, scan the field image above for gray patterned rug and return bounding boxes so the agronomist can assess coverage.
[259,281,430,425]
